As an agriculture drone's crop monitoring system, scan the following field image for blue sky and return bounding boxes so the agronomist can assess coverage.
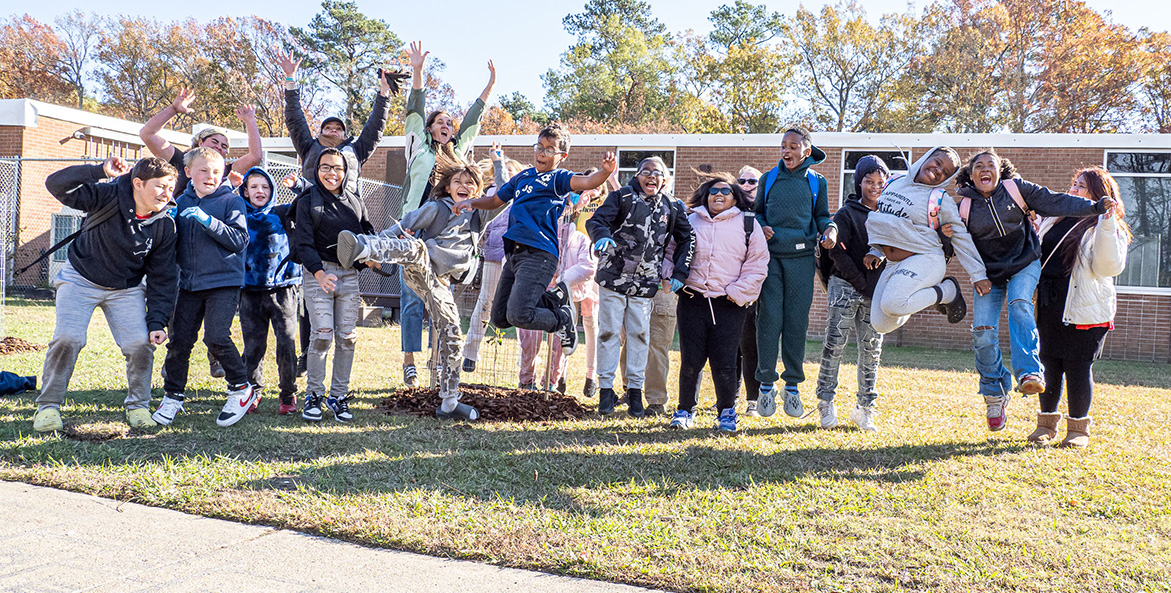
[10,0,1168,110]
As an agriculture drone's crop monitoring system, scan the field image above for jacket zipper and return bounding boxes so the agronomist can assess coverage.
[985,198,1007,237]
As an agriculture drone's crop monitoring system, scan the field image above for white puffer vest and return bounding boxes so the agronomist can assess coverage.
[1037,214,1129,325]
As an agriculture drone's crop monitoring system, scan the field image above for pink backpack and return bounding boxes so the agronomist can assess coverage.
[959,180,1038,231]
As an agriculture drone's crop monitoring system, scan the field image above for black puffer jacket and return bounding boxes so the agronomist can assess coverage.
[956,178,1105,285]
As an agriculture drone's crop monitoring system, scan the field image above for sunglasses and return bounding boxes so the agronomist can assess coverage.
[737,178,758,185]
[708,187,732,195]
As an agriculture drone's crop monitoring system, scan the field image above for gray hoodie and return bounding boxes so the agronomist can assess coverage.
[383,197,504,281]
[866,146,988,283]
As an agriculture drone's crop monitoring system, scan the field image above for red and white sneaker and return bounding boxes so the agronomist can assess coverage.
[984,395,1008,431]
[278,394,297,416]
[247,388,263,414]
[216,383,256,427]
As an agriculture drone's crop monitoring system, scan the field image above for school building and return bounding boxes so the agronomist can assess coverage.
[3,98,1169,362]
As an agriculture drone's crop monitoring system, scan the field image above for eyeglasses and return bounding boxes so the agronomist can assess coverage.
[708,187,732,195]
[317,164,345,174]
[532,144,566,158]
[737,178,758,185]
[637,170,666,178]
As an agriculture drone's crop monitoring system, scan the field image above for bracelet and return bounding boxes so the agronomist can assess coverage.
[285,77,295,82]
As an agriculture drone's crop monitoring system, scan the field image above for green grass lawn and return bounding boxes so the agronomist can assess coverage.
[1,297,1169,592]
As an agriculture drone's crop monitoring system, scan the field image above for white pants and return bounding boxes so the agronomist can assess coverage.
[597,286,652,390]
[870,253,947,335]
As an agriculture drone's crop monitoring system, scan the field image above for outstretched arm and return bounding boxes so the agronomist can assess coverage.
[570,152,618,192]
[231,104,263,174]
[479,60,496,103]
[409,41,428,91]
[278,50,315,160]
[139,89,195,162]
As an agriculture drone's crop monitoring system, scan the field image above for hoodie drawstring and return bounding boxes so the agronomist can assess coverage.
[706,295,716,326]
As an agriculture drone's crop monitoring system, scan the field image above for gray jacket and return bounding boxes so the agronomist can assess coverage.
[284,88,390,196]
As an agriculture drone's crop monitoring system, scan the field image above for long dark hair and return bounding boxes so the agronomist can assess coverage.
[687,168,751,212]
[1059,166,1132,271]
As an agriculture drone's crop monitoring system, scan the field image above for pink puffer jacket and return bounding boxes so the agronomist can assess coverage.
[684,206,768,306]
[555,219,598,304]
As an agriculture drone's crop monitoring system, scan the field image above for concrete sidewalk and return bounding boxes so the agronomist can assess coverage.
[0,481,663,593]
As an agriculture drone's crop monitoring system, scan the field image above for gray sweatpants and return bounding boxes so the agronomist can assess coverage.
[870,253,947,335]
[38,261,155,411]
[304,263,361,398]
[597,286,652,390]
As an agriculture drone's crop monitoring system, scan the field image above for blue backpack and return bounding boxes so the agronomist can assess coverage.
[757,167,832,290]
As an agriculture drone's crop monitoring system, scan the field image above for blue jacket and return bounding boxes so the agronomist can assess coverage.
[238,168,299,290]
[175,182,249,291]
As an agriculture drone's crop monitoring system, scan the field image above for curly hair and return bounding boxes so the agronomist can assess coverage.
[955,149,1019,189]
[687,168,751,212]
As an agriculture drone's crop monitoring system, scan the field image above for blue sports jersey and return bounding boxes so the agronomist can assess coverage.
[496,167,576,256]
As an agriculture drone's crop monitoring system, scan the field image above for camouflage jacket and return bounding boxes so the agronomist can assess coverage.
[586,182,694,297]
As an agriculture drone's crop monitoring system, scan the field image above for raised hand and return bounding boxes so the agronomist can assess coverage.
[1100,196,1117,217]
[600,151,617,176]
[227,170,244,188]
[277,49,301,78]
[489,141,504,163]
[172,88,196,114]
[408,41,429,72]
[102,156,130,178]
[235,104,256,122]
[281,172,298,189]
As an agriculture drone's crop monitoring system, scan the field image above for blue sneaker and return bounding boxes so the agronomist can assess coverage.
[324,393,353,422]
[716,408,737,432]
[302,393,323,422]
[668,410,694,429]
[757,384,777,417]
[783,385,804,418]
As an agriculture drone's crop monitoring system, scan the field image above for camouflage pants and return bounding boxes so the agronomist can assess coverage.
[364,236,463,402]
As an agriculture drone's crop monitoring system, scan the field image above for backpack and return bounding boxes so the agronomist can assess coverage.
[958,179,1038,231]
[610,186,683,239]
[17,197,123,277]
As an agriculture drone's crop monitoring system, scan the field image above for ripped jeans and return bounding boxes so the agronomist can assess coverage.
[971,259,1042,397]
[816,276,883,407]
[303,263,361,398]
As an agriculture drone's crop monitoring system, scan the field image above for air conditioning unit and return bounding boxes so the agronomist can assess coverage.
[48,208,83,281]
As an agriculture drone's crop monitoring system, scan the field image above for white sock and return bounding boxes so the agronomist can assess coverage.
[440,397,458,413]
[939,279,958,303]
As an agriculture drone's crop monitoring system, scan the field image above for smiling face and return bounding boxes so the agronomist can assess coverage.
[132,175,177,216]
[1070,174,1092,199]
[707,182,734,215]
[317,153,346,193]
[971,154,1001,195]
[738,173,759,199]
[636,160,668,196]
[860,170,887,209]
[244,174,272,208]
[429,112,454,144]
[780,131,811,171]
[319,121,345,147]
[185,155,224,198]
[914,150,959,186]
[199,134,230,157]
[445,170,480,202]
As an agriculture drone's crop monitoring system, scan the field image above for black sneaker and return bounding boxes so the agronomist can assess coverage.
[462,358,476,373]
[556,377,566,394]
[626,388,645,418]
[296,353,307,377]
[583,378,597,398]
[549,281,572,308]
[557,302,578,356]
[598,388,617,415]
[302,393,323,422]
[937,276,967,323]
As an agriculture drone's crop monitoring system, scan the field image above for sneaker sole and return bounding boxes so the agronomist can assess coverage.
[302,411,323,422]
[784,395,804,418]
[337,231,359,269]
[560,303,578,356]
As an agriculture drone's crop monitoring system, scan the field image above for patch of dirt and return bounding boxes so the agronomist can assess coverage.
[378,384,593,422]
[0,336,43,355]
[63,421,129,442]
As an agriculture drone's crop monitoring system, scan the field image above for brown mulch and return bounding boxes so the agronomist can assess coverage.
[0,336,42,355]
[377,383,594,422]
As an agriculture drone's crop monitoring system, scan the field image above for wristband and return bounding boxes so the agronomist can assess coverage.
[285,77,295,82]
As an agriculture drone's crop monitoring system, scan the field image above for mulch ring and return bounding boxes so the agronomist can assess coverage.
[0,337,43,355]
[377,384,594,422]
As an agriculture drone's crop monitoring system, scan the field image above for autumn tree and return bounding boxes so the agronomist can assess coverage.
[0,15,74,104]
[53,11,100,109]
[1139,29,1171,133]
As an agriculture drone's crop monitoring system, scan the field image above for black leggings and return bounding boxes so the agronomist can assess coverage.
[677,291,748,413]
[1039,356,1094,418]
[737,302,760,401]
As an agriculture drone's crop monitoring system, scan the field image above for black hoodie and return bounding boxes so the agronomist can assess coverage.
[45,164,179,332]
[828,194,884,298]
[290,156,375,275]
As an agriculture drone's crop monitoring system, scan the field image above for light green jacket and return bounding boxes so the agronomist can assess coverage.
[402,88,485,213]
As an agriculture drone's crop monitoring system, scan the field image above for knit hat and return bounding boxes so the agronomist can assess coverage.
[853,155,890,199]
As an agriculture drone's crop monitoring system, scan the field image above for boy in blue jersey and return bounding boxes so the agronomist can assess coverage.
[453,123,616,355]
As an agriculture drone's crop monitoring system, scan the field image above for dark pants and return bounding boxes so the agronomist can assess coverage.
[299,297,310,355]
[491,244,565,332]
[240,286,299,399]
[737,302,760,401]
[164,287,248,393]
[1040,356,1094,418]
[677,290,748,413]
[755,254,816,386]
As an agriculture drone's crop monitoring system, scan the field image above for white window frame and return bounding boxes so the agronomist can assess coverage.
[616,147,676,192]
[839,149,911,207]
[1103,149,1171,295]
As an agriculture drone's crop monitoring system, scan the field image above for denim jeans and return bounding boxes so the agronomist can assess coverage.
[971,259,1042,397]
[816,276,883,407]
[303,263,361,398]
[400,279,427,353]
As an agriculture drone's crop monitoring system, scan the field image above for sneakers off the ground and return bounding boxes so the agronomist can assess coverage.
[209,358,225,379]
[325,393,354,422]
[783,385,804,418]
[669,409,695,429]
[550,281,572,308]
[757,385,777,417]
[850,404,878,431]
[435,402,480,421]
[1018,373,1045,395]
[818,400,838,429]
[583,378,597,398]
[934,276,967,324]
[217,383,257,427]
[745,401,760,417]
[126,408,156,429]
[336,230,371,269]
[984,394,1008,431]
[626,388,645,418]
[716,408,737,432]
[598,388,617,415]
[152,394,185,426]
[557,302,578,356]
[644,404,666,417]
[278,394,298,416]
[32,407,63,433]
[403,364,418,388]
[302,393,324,422]
[462,358,476,373]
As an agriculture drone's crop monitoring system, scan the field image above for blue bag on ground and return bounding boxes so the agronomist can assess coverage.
[0,371,36,395]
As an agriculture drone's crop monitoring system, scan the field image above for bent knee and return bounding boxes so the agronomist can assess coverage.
[972,326,999,349]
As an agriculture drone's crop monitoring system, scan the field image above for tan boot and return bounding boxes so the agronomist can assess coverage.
[1061,416,1092,449]
[1027,412,1062,444]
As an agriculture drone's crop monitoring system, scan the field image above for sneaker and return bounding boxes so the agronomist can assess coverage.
[278,393,298,416]
[783,385,804,418]
[302,393,324,422]
[209,357,225,378]
[626,388,645,418]
[247,387,263,414]
[818,400,838,429]
[217,383,257,427]
[435,402,480,421]
[583,378,597,398]
[462,358,476,373]
[556,377,567,394]
[935,276,967,324]
[745,401,760,417]
[296,354,307,377]
[1018,373,1045,395]
[984,394,1008,431]
[336,230,371,269]
[598,388,617,415]
[152,394,185,426]
[325,392,354,422]
[669,410,694,429]
[32,407,63,433]
[644,404,666,417]
[126,408,157,429]
[716,408,737,432]
[757,384,777,417]
[557,302,578,356]
[403,364,418,388]
[850,404,878,431]
[549,280,572,308]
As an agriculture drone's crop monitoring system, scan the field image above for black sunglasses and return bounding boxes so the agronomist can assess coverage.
[708,187,732,195]
[737,178,758,185]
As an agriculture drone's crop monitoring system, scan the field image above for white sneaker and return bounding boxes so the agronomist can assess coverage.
[783,385,804,418]
[850,404,878,431]
[757,385,777,417]
[216,384,256,427]
[152,394,185,426]
[818,400,838,428]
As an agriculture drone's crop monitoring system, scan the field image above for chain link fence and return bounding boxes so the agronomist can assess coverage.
[0,158,18,335]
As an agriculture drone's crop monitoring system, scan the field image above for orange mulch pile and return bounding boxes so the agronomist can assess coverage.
[0,336,43,355]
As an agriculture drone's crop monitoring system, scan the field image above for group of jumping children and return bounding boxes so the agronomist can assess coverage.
[29,44,1132,449]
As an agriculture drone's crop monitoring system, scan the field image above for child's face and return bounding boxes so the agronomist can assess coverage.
[971,154,1000,195]
[317,154,346,193]
[860,171,887,206]
[738,172,759,199]
[429,113,454,144]
[636,161,668,196]
[132,175,177,214]
[533,136,566,172]
[319,122,345,147]
[446,171,480,202]
[707,182,734,215]
[780,132,811,171]
[199,134,230,158]
[186,155,224,197]
[914,151,958,186]
[244,175,272,208]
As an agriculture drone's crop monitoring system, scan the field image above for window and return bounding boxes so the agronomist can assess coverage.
[1105,151,1171,289]
[50,212,82,263]
[841,150,910,206]
[617,149,675,188]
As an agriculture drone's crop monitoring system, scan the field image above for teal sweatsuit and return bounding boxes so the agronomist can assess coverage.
[754,145,835,386]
